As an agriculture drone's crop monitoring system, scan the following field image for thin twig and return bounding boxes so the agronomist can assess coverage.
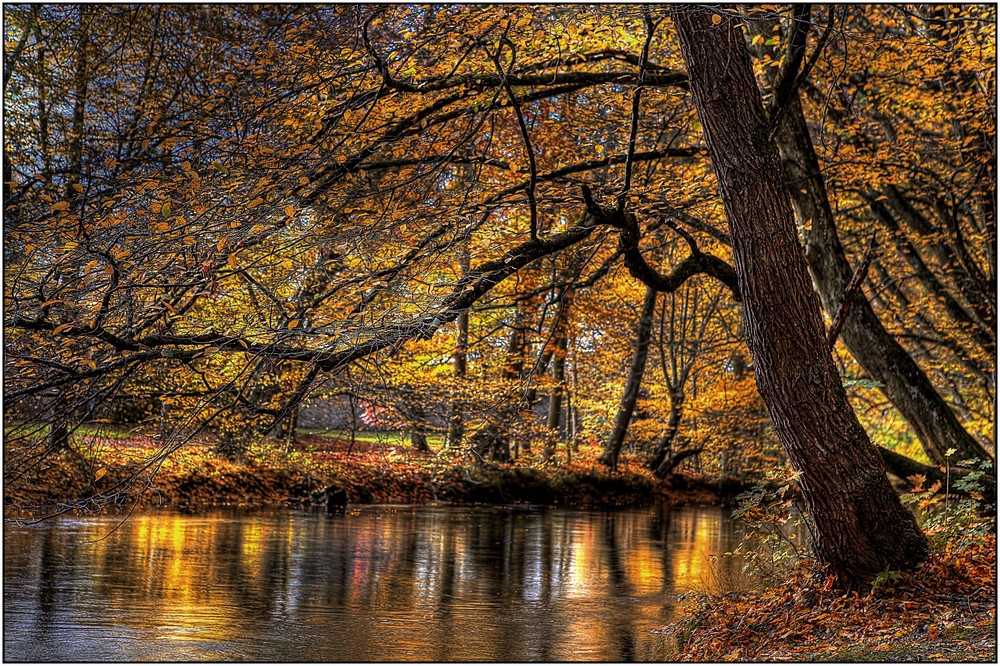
[489,28,539,240]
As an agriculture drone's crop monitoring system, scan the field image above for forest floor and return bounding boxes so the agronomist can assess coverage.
[668,531,996,662]
[4,428,744,515]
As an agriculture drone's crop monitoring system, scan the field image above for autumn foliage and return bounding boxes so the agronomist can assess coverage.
[673,533,996,661]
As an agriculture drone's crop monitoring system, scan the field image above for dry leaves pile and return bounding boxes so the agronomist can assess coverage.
[674,534,996,661]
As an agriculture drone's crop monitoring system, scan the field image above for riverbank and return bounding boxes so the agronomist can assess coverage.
[4,433,746,515]
[667,532,996,662]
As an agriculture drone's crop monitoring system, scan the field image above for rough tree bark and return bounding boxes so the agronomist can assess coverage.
[601,286,658,469]
[672,5,928,590]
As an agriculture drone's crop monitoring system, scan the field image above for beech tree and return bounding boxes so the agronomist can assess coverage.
[671,5,927,589]
[5,4,993,586]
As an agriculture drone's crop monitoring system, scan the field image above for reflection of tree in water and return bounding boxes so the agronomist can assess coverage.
[34,526,64,638]
[6,507,754,661]
[602,513,636,661]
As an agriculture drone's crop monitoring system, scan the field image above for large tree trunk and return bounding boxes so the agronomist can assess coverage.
[601,286,658,469]
[773,95,993,466]
[672,6,928,590]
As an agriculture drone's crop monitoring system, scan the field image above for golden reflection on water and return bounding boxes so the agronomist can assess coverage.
[5,505,759,662]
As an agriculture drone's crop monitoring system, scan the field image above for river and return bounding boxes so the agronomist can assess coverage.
[5,504,755,662]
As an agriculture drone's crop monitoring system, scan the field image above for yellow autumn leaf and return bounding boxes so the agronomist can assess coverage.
[94,468,107,481]
[51,201,71,212]
[287,319,299,329]
[72,183,84,193]
[284,205,295,217]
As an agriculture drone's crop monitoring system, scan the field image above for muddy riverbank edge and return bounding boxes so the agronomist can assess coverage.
[4,447,749,516]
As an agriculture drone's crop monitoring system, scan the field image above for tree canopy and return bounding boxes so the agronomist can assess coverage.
[4,4,995,587]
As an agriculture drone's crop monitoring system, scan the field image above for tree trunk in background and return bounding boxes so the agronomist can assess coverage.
[283,405,299,452]
[66,7,90,200]
[647,389,685,475]
[523,345,553,416]
[653,446,703,480]
[523,293,568,452]
[673,5,928,590]
[472,308,526,462]
[773,95,993,466]
[47,421,69,451]
[445,241,471,451]
[543,336,567,460]
[601,286,658,469]
[409,400,431,453]
[878,446,996,500]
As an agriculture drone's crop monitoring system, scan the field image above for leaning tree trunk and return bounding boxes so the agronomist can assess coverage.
[774,93,993,467]
[653,446,703,480]
[601,286,658,469]
[672,6,927,591]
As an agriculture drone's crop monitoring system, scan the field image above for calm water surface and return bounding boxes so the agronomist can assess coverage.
[5,504,751,661]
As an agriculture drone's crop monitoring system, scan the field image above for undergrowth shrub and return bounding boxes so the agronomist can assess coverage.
[730,470,813,584]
